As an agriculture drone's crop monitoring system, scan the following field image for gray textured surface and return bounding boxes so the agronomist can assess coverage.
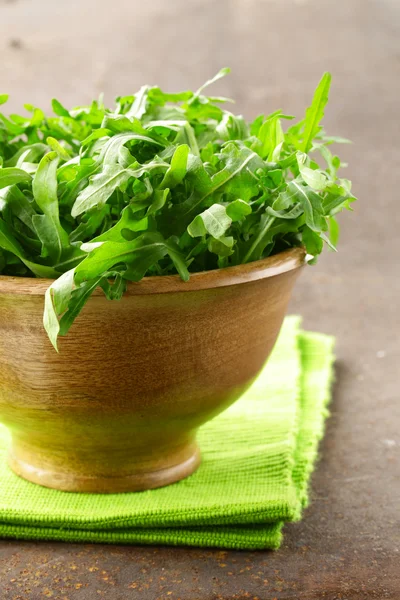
[0,0,399,598]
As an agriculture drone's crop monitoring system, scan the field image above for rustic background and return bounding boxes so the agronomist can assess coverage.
[0,0,399,598]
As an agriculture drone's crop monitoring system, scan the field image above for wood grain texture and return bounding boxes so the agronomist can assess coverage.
[0,248,305,493]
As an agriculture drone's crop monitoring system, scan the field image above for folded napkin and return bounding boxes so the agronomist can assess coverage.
[0,316,334,550]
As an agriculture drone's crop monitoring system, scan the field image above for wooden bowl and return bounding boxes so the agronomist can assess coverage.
[0,247,305,493]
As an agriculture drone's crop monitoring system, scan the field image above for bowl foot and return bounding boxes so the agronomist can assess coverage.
[7,442,201,493]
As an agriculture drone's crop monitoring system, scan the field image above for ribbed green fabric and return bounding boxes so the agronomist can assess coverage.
[0,317,334,550]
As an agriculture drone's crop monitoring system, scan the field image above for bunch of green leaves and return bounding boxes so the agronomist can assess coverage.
[0,70,355,349]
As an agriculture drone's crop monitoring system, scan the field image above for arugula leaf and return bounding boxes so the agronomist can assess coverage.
[51,98,71,117]
[302,225,323,260]
[32,152,69,261]
[208,236,234,257]
[71,164,133,217]
[0,216,28,257]
[100,273,127,300]
[302,72,331,152]
[126,86,150,119]
[59,276,104,337]
[75,231,189,284]
[69,206,110,243]
[241,214,276,263]
[266,204,304,220]
[194,67,230,97]
[0,185,37,232]
[187,204,232,239]
[159,144,189,190]
[0,217,59,278]
[226,199,252,221]
[43,269,76,350]
[216,113,248,141]
[171,144,261,228]
[256,114,284,160]
[242,215,306,264]
[163,236,190,281]
[74,234,158,283]
[297,152,327,190]
[328,215,340,247]
[4,143,48,167]
[47,137,71,161]
[284,181,327,232]
[0,167,32,189]
[0,70,355,348]
[91,205,148,242]
[101,132,165,166]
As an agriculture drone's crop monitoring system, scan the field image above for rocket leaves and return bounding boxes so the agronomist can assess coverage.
[0,167,32,189]
[302,72,332,152]
[187,204,232,240]
[0,70,355,349]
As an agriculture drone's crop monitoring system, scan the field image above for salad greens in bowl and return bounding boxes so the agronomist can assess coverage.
[0,69,355,350]
[0,71,355,493]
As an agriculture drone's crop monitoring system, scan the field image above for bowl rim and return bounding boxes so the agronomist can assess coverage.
[0,246,306,296]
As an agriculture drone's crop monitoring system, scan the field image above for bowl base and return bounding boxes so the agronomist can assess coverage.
[7,443,201,493]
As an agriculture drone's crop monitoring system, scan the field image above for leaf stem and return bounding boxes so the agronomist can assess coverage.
[54,254,85,271]
[242,215,275,264]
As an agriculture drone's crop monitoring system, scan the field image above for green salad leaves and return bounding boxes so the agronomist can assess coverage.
[0,70,355,349]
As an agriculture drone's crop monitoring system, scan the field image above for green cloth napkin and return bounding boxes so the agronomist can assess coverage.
[0,317,334,550]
